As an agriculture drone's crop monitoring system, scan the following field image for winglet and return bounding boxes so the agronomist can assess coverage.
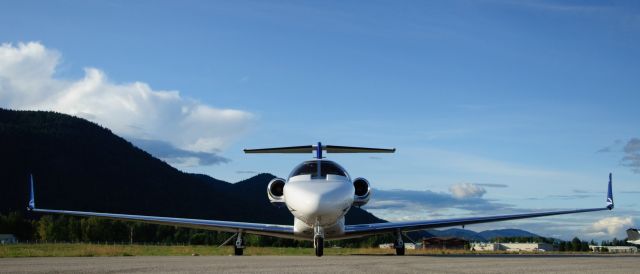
[606,173,614,210]
[27,174,36,211]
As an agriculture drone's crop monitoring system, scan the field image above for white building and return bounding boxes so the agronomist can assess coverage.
[471,242,499,251]
[379,243,420,249]
[0,234,17,244]
[590,245,637,253]
[470,242,555,252]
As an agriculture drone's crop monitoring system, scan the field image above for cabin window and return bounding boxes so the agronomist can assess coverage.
[289,160,348,179]
[320,161,347,177]
[290,161,318,177]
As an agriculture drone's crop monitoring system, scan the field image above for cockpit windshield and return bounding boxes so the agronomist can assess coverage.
[289,160,348,179]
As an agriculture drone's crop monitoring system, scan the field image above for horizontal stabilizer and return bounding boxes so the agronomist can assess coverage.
[244,142,394,158]
[325,145,395,153]
[244,145,313,154]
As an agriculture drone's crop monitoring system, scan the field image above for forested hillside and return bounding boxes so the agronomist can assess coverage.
[0,109,382,225]
[1,108,562,246]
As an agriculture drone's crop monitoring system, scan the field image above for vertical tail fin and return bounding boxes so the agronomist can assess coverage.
[27,174,36,210]
[606,173,614,210]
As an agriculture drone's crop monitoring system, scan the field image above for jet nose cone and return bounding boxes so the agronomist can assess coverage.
[286,184,336,214]
[284,180,353,224]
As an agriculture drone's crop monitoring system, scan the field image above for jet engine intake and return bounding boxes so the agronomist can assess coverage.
[352,177,371,207]
[267,178,286,207]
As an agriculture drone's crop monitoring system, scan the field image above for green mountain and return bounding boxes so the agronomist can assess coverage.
[0,109,382,225]
[0,108,546,242]
[478,229,542,240]
[428,228,487,241]
[427,228,543,242]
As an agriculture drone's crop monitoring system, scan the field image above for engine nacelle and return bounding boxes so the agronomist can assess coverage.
[352,177,371,207]
[267,178,286,207]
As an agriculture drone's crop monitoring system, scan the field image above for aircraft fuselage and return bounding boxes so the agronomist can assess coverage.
[285,176,354,239]
[276,159,358,240]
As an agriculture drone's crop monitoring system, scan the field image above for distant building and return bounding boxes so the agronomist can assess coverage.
[405,243,419,249]
[379,243,420,249]
[590,245,637,253]
[0,234,17,244]
[470,242,555,252]
[422,237,469,250]
[471,242,499,251]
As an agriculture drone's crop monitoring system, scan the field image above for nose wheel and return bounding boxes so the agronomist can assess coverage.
[313,223,325,257]
[314,236,324,257]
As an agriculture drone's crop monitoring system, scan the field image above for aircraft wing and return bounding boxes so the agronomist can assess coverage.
[345,174,614,238]
[344,207,610,238]
[26,176,295,239]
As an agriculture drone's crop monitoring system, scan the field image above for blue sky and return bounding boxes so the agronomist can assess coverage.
[1,0,639,240]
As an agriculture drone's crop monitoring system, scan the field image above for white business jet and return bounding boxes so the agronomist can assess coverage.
[27,143,614,256]
[627,229,640,245]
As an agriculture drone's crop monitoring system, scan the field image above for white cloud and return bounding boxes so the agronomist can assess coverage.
[449,183,486,199]
[0,42,254,165]
[364,187,512,222]
[622,138,640,173]
[586,216,635,238]
[422,147,570,178]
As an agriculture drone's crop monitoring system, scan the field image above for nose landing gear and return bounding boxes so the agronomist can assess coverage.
[395,229,405,255]
[314,223,324,257]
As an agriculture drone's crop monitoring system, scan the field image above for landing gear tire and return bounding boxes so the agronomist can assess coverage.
[234,246,244,256]
[314,237,324,257]
[395,246,405,256]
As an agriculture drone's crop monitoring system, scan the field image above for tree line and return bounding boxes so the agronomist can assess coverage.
[1,211,632,250]
[0,211,393,247]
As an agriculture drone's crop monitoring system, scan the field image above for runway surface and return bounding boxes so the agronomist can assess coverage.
[1,254,638,274]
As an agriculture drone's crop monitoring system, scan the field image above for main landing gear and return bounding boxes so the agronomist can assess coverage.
[234,231,245,256]
[218,232,245,256]
[395,229,405,256]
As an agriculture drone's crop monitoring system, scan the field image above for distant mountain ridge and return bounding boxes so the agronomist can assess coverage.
[428,228,542,242]
[479,229,541,240]
[0,109,382,225]
[0,108,543,241]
